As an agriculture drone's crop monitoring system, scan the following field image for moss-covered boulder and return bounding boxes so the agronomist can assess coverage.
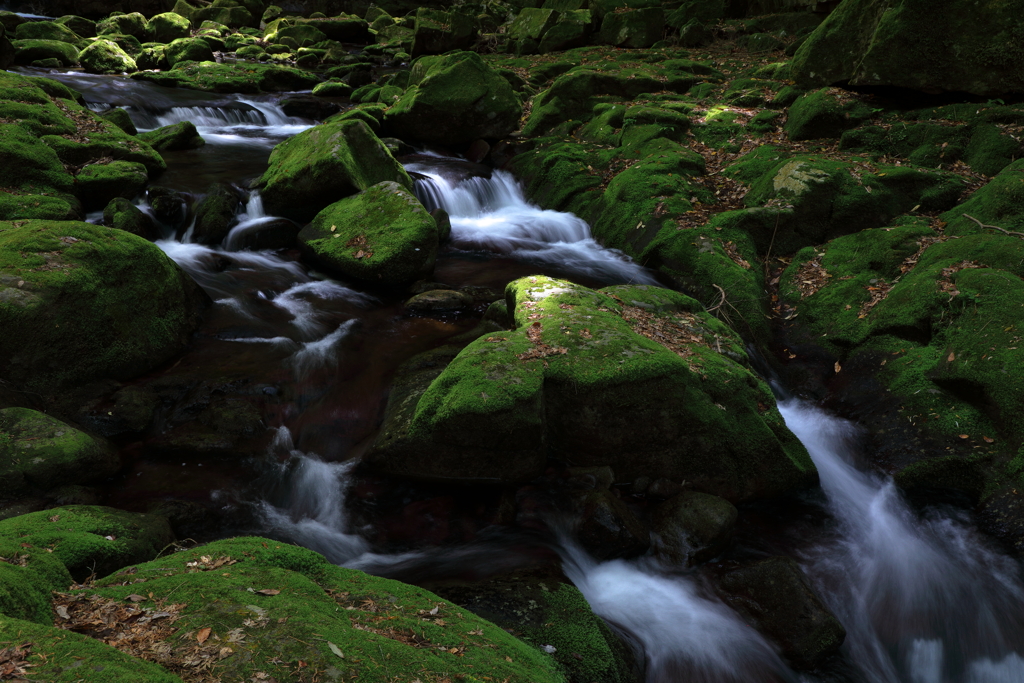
[164,37,213,68]
[785,87,876,141]
[254,119,412,223]
[14,20,83,45]
[791,0,1024,96]
[651,491,737,565]
[0,220,206,394]
[539,10,593,53]
[37,537,567,683]
[150,11,191,43]
[0,408,119,494]
[131,61,319,94]
[599,7,664,49]
[104,196,159,240]
[312,79,353,97]
[79,38,137,74]
[298,181,439,286]
[410,7,477,56]
[269,23,327,48]
[96,12,152,42]
[384,51,522,146]
[11,39,80,67]
[194,3,256,29]
[0,123,78,221]
[138,121,206,152]
[368,277,815,499]
[98,107,138,136]
[55,15,97,39]
[75,160,149,210]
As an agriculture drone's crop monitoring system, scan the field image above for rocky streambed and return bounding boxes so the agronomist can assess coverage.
[4,1,1024,682]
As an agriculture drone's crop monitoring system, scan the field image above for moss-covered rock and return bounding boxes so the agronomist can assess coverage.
[149,11,191,43]
[103,196,159,240]
[97,107,137,136]
[599,7,664,49]
[0,408,119,493]
[784,87,875,141]
[651,490,737,565]
[298,181,439,286]
[55,15,96,39]
[255,119,412,223]
[791,0,1024,96]
[79,38,136,74]
[75,160,149,211]
[164,37,213,68]
[312,79,353,97]
[14,20,83,45]
[0,220,206,394]
[131,61,319,94]
[11,39,80,67]
[138,121,205,152]
[194,3,256,29]
[192,183,243,245]
[368,277,815,499]
[384,51,522,146]
[0,123,77,222]
[411,7,477,56]
[96,12,152,42]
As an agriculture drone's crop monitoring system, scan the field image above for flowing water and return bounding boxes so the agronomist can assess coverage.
[16,66,1024,683]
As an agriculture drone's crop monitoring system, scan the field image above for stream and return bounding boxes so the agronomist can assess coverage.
[17,66,1024,683]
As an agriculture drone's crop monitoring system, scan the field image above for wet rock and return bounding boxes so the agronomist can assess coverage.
[14,20,83,44]
[147,186,189,231]
[576,489,650,559]
[75,160,149,211]
[228,217,297,250]
[12,39,80,67]
[165,36,213,68]
[149,396,265,460]
[103,197,159,240]
[384,51,522,146]
[78,38,136,73]
[255,119,412,223]
[298,181,439,286]
[715,556,846,669]
[96,12,152,42]
[368,277,815,496]
[405,289,473,312]
[149,11,191,43]
[0,407,120,492]
[0,220,207,395]
[98,107,137,135]
[651,491,737,565]
[47,484,101,506]
[192,183,243,246]
[278,93,340,119]
[410,7,476,57]
[131,61,318,94]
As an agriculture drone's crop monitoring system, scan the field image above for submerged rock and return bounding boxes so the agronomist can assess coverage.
[298,181,439,286]
[255,119,412,223]
[368,277,815,499]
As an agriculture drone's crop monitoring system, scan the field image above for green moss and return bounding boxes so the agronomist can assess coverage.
[78,38,136,73]
[96,12,152,42]
[0,220,206,393]
[312,79,353,97]
[297,181,438,286]
[75,160,149,210]
[785,88,875,141]
[940,159,1024,235]
[11,39,79,66]
[131,61,318,94]
[165,37,213,68]
[150,11,191,43]
[14,21,83,45]
[138,121,205,152]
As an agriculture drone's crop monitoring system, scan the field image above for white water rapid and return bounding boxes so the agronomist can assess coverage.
[408,163,659,285]
[779,401,1024,683]
[133,99,313,145]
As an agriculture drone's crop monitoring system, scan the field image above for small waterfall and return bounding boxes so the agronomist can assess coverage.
[223,192,280,251]
[407,163,658,285]
[780,401,1024,683]
[129,98,312,144]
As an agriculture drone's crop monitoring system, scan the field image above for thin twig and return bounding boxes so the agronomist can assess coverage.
[963,213,1024,237]
[706,284,727,312]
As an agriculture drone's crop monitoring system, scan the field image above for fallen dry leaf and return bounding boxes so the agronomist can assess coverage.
[256,589,280,596]
[197,627,212,644]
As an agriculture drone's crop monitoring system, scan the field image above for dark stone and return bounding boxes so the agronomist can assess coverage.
[651,491,737,565]
[192,183,243,245]
[103,196,159,240]
[405,289,474,311]
[227,217,298,250]
[575,489,650,560]
[279,93,340,119]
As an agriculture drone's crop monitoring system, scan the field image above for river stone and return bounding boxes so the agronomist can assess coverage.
[98,107,137,135]
[0,408,119,492]
[0,220,207,394]
[138,120,206,152]
[651,491,737,565]
[312,79,353,97]
[228,218,297,250]
[150,11,191,43]
[192,183,243,245]
[11,39,79,67]
[576,489,650,559]
[14,20,82,45]
[165,36,213,67]
[75,160,149,210]
[96,12,152,42]
[55,15,96,38]
[384,51,522,146]
[298,181,438,286]
[405,289,473,311]
[255,119,412,223]
[716,557,846,669]
[791,0,1024,96]
[599,7,664,48]
[368,277,815,496]
[103,197,159,240]
[410,7,476,57]
[131,61,318,94]
[0,122,76,221]
[79,38,136,73]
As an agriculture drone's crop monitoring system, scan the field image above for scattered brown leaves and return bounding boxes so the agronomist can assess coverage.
[721,240,751,269]
[184,555,237,572]
[793,254,831,298]
[937,260,985,299]
[345,235,373,259]
[619,305,719,373]
[517,321,568,360]
[0,642,32,681]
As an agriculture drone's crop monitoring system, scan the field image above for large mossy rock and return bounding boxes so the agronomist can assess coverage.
[96,12,152,42]
[74,160,149,210]
[0,221,207,394]
[384,51,522,146]
[298,181,439,286]
[79,38,137,73]
[410,7,477,56]
[32,537,564,683]
[164,36,213,67]
[254,119,412,223]
[11,39,80,67]
[149,11,191,43]
[0,408,119,493]
[791,0,1024,96]
[368,277,815,500]
[599,7,664,48]
[131,60,319,93]
[138,121,206,151]
[14,20,83,45]
[0,123,78,221]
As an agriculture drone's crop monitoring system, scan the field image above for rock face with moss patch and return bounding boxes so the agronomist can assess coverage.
[368,277,815,499]
[131,61,318,94]
[75,160,149,210]
[138,121,205,152]
[254,119,412,223]
[0,220,207,394]
[79,38,137,73]
[298,181,439,285]
[164,36,213,67]
[0,408,119,493]
[791,0,1024,96]
[384,51,522,146]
